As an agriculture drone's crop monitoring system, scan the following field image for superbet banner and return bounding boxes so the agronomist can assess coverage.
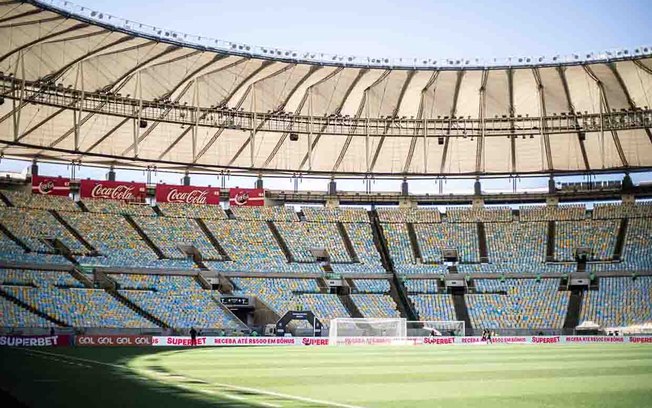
[155,184,220,205]
[31,175,71,196]
[76,335,152,347]
[79,179,146,202]
[0,335,72,347]
[152,336,328,347]
[228,188,265,207]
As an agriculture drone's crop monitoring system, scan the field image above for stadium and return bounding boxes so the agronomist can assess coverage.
[0,0,652,406]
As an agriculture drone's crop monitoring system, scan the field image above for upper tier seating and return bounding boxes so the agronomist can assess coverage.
[580,276,652,328]
[82,199,154,216]
[587,217,652,272]
[445,206,513,223]
[0,208,87,254]
[3,190,80,212]
[555,220,619,261]
[351,294,400,318]
[157,202,227,219]
[593,202,652,219]
[352,279,391,293]
[111,274,242,330]
[414,222,480,263]
[404,279,440,294]
[381,223,444,274]
[485,222,547,264]
[339,223,385,273]
[203,220,319,273]
[0,233,69,265]
[466,279,568,329]
[410,294,456,321]
[519,204,586,221]
[275,221,351,263]
[134,216,222,260]
[302,207,369,223]
[377,208,441,223]
[62,212,193,269]
[231,206,298,221]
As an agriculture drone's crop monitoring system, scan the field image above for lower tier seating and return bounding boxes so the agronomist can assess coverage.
[466,279,568,329]
[410,294,456,321]
[0,296,53,328]
[111,274,242,330]
[351,294,400,318]
[580,276,652,328]
[3,285,155,328]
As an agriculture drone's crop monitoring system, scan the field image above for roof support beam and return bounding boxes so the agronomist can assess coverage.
[262,67,341,169]
[332,70,390,173]
[84,117,130,154]
[609,63,652,144]
[476,69,489,174]
[439,70,464,174]
[583,65,628,168]
[532,68,554,172]
[0,9,43,25]
[298,69,367,170]
[227,65,321,167]
[161,54,229,100]
[558,67,591,171]
[402,71,438,173]
[101,44,179,93]
[0,23,88,64]
[369,70,416,172]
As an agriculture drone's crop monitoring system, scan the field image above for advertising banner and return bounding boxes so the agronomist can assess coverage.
[0,335,72,347]
[79,179,146,202]
[151,336,329,347]
[31,175,71,196]
[155,184,221,205]
[149,335,652,347]
[228,188,265,207]
[76,335,152,346]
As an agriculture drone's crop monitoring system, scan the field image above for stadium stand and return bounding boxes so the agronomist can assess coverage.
[0,208,87,254]
[414,222,480,263]
[133,216,222,260]
[410,294,457,321]
[82,199,154,216]
[351,294,401,318]
[231,206,298,221]
[404,279,440,294]
[302,207,369,223]
[275,221,351,263]
[555,220,619,261]
[0,296,53,328]
[111,274,242,330]
[519,204,586,221]
[485,221,547,264]
[580,277,652,328]
[3,190,80,212]
[377,208,442,223]
[466,279,569,329]
[157,202,227,219]
[445,206,513,223]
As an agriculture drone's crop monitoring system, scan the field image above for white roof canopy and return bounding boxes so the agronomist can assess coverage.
[0,0,651,177]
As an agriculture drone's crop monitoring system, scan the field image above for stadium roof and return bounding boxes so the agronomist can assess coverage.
[0,0,651,178]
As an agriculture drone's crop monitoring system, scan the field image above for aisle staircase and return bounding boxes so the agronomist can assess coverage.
[195,218,232,261]
[563,288,584,332]
[613,218,628,261]
[406,223,423,263]
[451,290,472,335]
[477,222,489,263]
[546,221,556,262]
[266,221,295,262]
[337,222,360,262]
[123,215,166,259]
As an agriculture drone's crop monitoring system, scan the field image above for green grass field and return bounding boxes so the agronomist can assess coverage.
[1,344,652,407]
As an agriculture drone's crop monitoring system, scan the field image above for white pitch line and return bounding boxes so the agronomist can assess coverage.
[18,348,367,408]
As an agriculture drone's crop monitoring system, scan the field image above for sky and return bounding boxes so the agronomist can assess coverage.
[2,0,651,194]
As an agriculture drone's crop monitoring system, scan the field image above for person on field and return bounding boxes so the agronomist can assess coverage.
[190,327,197,346]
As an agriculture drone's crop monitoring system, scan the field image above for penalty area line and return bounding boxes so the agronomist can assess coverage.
[17,348,367,408]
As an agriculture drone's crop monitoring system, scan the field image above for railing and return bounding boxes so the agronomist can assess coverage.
[2,76,651,138]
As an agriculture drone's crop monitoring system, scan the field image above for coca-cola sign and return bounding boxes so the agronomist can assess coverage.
[156,184,220,205]
[229,188,264,207]
[80,179,146,202]
[31,175,71,196]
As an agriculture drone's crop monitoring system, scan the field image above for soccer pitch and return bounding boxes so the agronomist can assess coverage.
[1,344,652,407]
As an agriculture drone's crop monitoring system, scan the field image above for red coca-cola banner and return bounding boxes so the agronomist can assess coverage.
[76,335,152,347]
[229,188,265,207]
[155,184,220,205]
[80,179,146,202]
[31,175,71,196]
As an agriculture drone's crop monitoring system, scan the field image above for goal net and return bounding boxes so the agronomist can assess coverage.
[329,318,407,341]
[407,320,465,337]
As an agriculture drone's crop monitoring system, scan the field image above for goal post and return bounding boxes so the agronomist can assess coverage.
[407,320,465,337]
[329,318,407,341]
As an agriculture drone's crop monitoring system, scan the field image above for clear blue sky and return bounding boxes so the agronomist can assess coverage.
[2,0,651,194]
